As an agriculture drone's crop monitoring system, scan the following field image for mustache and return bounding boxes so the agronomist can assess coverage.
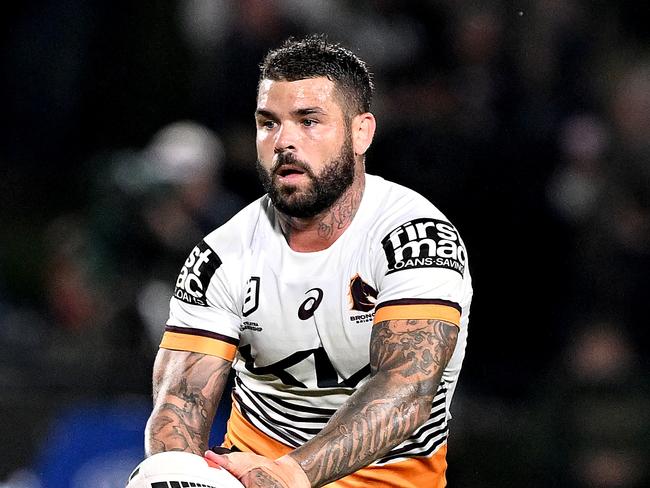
[271,152,313,176]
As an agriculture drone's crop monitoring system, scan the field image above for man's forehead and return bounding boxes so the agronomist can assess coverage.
[257,77,339,108]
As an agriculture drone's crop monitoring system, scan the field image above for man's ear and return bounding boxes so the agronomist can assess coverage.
[351,112,376,156]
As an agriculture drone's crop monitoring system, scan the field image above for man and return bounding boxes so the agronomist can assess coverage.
[145,35,472,488]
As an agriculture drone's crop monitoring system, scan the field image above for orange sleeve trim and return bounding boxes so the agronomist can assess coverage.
[160,331,237,361]
[374,303,460,327]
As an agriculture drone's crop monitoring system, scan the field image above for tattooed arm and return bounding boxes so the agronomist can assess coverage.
[207,318,458,487]
[144,348,232,456]
[292,318,458,486]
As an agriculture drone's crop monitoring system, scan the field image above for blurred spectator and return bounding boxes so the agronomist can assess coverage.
[138,120,239,247]
[87,120,245,347]
[547,113,609,225]
[534,319,650,487]
[547,62,650,350]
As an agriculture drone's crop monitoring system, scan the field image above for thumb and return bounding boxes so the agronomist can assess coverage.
[204,451,268,479]
[204,450,226,469]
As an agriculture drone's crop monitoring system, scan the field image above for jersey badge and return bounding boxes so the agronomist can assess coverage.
[242,276,261,317]
[349,274,377,312]
[348,274,377,324]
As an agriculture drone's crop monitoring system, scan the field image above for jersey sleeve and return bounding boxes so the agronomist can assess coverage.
[372,216,469,328]
[160,238,241,362]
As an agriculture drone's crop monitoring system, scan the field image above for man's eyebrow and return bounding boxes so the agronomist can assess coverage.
[294,107,326,116]
[255,109,275,118]
[255,107,326,118]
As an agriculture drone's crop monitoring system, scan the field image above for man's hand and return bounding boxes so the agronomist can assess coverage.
[205,450,310,488]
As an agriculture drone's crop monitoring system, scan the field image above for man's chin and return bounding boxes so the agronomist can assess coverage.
[271,192,322,218]
[272,176,314,196]
[272,178,312,198]
[277,195,310,211]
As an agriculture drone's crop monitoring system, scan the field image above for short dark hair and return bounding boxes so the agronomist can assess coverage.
[259,34,374,115]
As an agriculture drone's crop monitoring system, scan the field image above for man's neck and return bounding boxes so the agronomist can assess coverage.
[278,172,366,252]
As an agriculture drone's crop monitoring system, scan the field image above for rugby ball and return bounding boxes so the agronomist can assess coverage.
[126,451,243,488]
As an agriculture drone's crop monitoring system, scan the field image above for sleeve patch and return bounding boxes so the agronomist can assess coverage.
[174,240,222,306]
[381,218,467,276]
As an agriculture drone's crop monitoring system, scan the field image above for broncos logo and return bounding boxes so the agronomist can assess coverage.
[348,274,378,312]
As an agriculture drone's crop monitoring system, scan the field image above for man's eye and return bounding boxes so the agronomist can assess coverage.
[261,120,276,129]
[302,119,317,127]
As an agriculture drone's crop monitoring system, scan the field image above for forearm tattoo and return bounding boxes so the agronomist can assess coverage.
[146,352,231,456]
[294,319,458,486]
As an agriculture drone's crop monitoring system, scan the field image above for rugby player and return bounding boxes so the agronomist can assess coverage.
[145,34,472,488]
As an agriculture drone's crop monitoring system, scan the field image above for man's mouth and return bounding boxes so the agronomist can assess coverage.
[275,164,307,179]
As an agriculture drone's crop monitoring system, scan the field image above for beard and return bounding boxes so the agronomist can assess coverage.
[256,136,356,218]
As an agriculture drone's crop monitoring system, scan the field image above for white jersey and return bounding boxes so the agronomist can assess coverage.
[161,174,472,467]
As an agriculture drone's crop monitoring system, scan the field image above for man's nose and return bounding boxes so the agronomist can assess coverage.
[274,123,298,153]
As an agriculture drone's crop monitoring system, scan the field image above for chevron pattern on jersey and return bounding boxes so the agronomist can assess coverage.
[233,377,450,465]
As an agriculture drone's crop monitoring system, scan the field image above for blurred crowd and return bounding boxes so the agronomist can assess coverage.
[1,1,648,487]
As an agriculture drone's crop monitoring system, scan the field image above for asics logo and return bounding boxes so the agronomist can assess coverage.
[298,288,323,320]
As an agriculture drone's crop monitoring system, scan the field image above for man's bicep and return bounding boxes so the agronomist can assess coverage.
[370,319,459,388]
[146,348,233,455]
[152,348,232,399]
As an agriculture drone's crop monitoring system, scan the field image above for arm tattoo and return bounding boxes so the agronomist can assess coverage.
[372,319,458,380]
[293,318,458,486]
[145,351,231,456]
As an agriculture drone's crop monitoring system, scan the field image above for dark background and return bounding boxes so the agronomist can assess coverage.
[1,1,649,487]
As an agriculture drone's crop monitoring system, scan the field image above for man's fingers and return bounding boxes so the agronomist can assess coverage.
[203,450,309,487]
[204,451,270,479]
[204,450,229,469]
